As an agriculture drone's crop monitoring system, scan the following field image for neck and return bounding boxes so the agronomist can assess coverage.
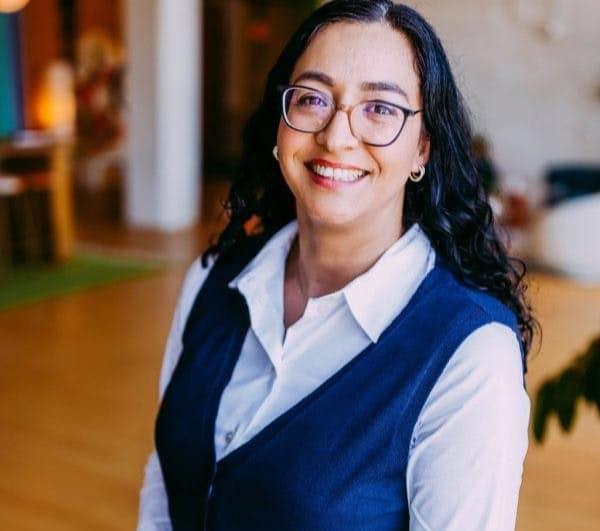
[289,210,405,299]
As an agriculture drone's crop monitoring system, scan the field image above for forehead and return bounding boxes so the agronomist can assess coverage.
[290,22,421,103]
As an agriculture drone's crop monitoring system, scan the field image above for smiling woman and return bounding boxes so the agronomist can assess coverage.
[137,1,537,530]
[276,22,427,247]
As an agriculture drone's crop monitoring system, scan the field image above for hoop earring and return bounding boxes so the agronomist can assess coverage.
[409,165,425,182]
[272,146,279,161]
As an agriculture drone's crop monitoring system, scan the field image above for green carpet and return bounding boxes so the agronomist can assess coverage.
[0,253,163,311]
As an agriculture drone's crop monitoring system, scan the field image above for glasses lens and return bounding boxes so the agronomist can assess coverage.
[351,102,407,146]
[283,87,333,132]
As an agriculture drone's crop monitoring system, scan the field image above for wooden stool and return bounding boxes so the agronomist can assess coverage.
[0,173,54,267]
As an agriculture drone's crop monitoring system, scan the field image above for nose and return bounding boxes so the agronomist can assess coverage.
[315,108,360,152]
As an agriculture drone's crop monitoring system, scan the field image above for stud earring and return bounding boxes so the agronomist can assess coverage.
[272,146,279,161]
[409,165,425,182]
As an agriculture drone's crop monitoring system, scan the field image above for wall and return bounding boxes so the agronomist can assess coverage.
[412,0,600,189]
[20,0,61,129]
[78,0,123,40]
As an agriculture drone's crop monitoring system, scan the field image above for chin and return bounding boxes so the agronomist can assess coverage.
[302,207,363,230]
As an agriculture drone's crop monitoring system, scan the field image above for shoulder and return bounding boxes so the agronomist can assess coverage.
[427,322,524,402]
[157,256,215,398]
[176,255,216,327]
[430,260,519,331]
[409,320,529,469]
[441,262,525,371]
[409,319,528,464]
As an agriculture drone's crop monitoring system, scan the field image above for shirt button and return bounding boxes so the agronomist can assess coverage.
[225,431,235,444]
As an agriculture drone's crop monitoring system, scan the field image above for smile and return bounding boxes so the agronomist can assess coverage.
[306,162,370,182]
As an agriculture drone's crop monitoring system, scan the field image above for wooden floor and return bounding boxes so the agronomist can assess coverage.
[1,192,599,529]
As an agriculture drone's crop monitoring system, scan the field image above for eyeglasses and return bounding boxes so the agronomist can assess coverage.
[279,84,422,147]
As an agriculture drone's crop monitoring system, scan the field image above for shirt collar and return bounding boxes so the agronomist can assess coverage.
[228,219,434,344]
[228,220,298,292]
[342,223,434,343]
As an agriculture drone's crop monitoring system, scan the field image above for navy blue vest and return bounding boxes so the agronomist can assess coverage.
[155,236,524,530]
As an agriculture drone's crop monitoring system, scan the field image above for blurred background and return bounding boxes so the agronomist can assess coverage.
[0,0,598,529]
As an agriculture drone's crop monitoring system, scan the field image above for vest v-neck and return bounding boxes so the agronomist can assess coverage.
[214,261,443,471]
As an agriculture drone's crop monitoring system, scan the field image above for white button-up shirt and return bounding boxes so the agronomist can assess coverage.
[137,221,530,531]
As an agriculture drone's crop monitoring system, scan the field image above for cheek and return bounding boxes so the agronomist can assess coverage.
[276,119,286,147]
[276,120,305,158]
[374,130,423,178]
[369,149,409,182]
[277,121,311,179]
[384,154,411,179]
[276,122,304,190]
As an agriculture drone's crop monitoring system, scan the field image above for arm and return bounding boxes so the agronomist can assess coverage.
[136,258,214,531]
[407,322,530,531]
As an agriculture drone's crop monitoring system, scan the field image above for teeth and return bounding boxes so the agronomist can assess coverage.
[309,164,368,182]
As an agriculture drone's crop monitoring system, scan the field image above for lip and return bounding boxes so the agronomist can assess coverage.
[304,162,369,190]
[307,158,370,172]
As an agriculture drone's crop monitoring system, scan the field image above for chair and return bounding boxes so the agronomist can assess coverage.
[529,165,600,283]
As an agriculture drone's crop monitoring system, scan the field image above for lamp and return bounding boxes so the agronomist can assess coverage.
[36,60,76,139]
[0,0,30,13]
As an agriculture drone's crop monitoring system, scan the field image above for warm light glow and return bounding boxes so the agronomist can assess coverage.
[0,0,30,13]
[36,60,76,139]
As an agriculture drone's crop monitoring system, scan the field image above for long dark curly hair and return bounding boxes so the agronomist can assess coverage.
[203,0,538,359]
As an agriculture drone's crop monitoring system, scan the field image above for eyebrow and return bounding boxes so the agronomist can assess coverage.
[293,70,334,86]
[292,70,409,100]
[361,81,409,101]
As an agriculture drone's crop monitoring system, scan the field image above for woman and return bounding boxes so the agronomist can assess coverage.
[138,1,535,529]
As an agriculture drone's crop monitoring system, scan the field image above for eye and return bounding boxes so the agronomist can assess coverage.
[295,90,329,108]
[364,102,398,117]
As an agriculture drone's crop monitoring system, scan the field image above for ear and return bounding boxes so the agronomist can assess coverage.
[417,132,430,167]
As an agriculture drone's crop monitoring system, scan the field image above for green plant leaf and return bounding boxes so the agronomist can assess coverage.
[581,341,600,410]
[554,367,580,431]
[533,380,554,442]
[534,333,600,443]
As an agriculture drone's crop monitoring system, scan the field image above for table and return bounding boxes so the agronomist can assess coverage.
[0,131,74,262]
